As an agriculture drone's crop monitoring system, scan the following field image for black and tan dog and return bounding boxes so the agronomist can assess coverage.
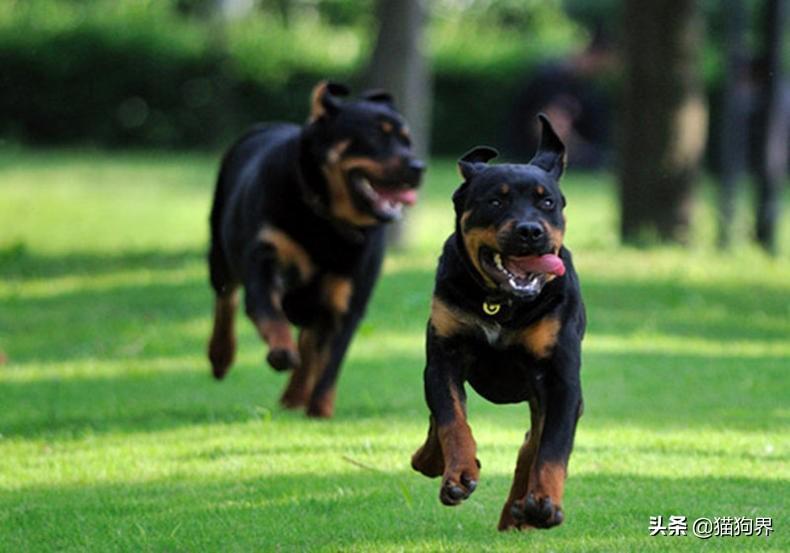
[411,115,585,530]
[207,81,424,418]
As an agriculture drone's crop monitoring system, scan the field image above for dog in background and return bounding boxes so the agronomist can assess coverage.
[411,115,585,530]
[207,81,424,418]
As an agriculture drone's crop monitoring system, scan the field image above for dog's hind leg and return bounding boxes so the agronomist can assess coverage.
[281,274,353,415]
[208,243,239,379]
[305,309,360,418]
[306,236,385,418]
[280,326,326,410]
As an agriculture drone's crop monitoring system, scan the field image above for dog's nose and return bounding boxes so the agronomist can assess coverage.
[516,222,545,242]
[403,158,425,187]
[409,159,426,173]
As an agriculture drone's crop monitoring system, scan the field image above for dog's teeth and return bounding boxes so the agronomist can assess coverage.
[494,253,504,271]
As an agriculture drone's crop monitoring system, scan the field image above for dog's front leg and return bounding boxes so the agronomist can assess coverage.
[280,274,353,415]
[497,399,545,531]
[413,333,480,506]
[243,241,301,372]
[510,343,582,528]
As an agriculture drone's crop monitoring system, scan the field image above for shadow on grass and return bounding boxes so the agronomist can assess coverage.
[1,343,786,440]
[2,248,787,439]
[0,471,783,551]
[0,245,205,280]
[3,256,788,366]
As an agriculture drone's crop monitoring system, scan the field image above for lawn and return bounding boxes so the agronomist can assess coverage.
[0,148,788,552]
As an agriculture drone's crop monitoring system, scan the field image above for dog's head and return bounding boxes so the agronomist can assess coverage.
[453,115,567,299]
[301,81,425,226]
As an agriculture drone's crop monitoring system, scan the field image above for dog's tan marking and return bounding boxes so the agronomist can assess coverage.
[536,185,545,195]
[308,80,330,122]
[400,126,412,143]
[380,121,393,134]
[208,291,239,379]
[338,155,400,179]
[281,327,330,409]
[411,416,445,477]
[322,274,353,314]
[258,226,315,281]
[430,297,478,338]
[500,184,510,195]
[531,462,566,506]
[519,316,561,359]
[437,386,478,489]
[546,222,564,254]
[322,141,379,226]
[460,211,498,288]
[257,319,294,351]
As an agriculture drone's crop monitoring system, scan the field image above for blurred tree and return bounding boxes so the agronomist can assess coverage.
[176,0,254,19]
[619,0,707,244]
[363,0,431,246]
[715,0,749,249]
[753,0,787,254]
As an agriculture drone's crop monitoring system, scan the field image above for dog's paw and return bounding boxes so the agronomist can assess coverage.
[208,335,236,379]
[497,501,535,531]
[266,348,299,372]
[279,390,308,410]
[510,492,564,528]
[306,391,335,419]
[439,459,481,506]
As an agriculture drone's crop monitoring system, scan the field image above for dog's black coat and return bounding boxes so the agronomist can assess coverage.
[412,116,585,530]
[207,82,423,418]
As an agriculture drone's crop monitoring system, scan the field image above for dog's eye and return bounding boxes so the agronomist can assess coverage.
[489,198,502,208]
[539,197,555,210]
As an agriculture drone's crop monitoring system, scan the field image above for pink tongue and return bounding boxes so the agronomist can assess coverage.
[375,188,418,206]
[507,254,566,277]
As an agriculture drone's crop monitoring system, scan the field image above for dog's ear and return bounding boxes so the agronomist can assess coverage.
[457,146,498,181]
[452,181,470,216]
[453,146,498,215]
[529,113,566,179]
[309,81,350,121]
[362,89,395,106]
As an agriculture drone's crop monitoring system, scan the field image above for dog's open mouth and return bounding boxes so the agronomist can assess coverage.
[479,246,565,297]
[350,170,419,221]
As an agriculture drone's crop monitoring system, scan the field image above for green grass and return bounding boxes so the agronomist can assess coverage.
[0,149,788,552]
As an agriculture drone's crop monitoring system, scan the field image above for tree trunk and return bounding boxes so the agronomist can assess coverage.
[754,0,788,254]
[363,0,432,247]
[619,0,707,244]
[213,0,254,20]
[716,0,749,249]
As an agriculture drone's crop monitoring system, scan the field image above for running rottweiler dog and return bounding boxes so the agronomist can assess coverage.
[411,115,585,530]
[207,81,424,418]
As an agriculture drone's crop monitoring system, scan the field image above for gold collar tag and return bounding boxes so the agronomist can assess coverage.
[482,301,501,316]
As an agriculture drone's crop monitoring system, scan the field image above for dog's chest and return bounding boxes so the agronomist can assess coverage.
[477,320,506,347]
